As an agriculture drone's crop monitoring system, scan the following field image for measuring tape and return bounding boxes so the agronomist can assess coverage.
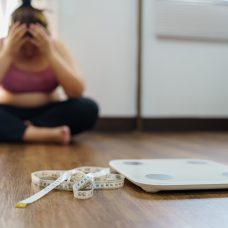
[16,167,125,208]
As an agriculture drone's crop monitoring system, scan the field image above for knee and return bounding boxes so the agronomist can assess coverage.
[78,98,99,125]
[66,97,99,129]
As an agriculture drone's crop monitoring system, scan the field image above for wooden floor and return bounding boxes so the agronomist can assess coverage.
[1,132,228,228]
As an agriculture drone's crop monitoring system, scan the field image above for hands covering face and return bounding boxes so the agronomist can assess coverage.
[3,22,53,58]
[28,23,54,58]
[3,22,29,57]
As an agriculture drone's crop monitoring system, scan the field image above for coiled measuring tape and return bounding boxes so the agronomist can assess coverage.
[16,167,125,208]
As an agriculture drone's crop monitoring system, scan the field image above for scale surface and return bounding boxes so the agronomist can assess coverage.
[109,159,228,192]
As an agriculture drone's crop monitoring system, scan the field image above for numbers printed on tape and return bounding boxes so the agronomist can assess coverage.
[16,167,125,208]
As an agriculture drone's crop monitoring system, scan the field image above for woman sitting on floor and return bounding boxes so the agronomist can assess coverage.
[0,0,99,144]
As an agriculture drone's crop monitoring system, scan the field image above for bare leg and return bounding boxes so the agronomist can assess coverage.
[23,125,71,145]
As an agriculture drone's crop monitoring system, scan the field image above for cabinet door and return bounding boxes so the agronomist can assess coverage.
[142,0,228,118]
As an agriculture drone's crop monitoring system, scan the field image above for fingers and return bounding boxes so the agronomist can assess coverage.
[8,24,27,47]
[9,22,49,41]
[29,24,49,40]
[5,23,27,54]
[18,37,30,48]
[13,24,27,40]
[34,24,49,36]
[10,23,26,36]
[29,38,38,47]
[9,22,21,35]
[28,25,50,51]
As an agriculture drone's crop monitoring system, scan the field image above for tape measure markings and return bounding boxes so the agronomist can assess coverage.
[16,166,125,208]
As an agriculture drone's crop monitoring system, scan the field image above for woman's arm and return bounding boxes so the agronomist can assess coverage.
[0,23,28,82]
[0,45,13,82]
[49,40,85,98]
[29,24,85,98]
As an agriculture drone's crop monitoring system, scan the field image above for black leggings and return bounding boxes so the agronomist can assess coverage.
[0,97,99,143]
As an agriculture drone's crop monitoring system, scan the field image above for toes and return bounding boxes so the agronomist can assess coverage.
[61,126,71,145]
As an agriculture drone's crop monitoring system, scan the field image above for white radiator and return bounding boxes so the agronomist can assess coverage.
[155,0,228,41]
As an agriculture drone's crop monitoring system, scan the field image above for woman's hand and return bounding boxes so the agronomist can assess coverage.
[29,24,55,59]
[28,24,85,98]
[2,22,28,59]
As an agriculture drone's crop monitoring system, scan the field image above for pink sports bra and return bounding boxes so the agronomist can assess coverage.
[1,64,59,93]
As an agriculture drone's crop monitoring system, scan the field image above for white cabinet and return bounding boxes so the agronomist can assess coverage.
[142,0,228,118]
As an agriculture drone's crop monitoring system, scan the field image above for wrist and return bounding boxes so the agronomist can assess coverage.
[0,48,13,62]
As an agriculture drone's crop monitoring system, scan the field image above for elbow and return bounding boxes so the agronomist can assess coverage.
[67,81,85,98]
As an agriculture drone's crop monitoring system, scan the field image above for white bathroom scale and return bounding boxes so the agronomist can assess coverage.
[109,159,228,192]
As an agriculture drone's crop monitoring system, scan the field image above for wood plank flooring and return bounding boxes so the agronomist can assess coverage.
[1,132,228,228]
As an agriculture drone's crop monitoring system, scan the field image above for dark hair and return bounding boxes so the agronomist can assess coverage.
[11,0,48,28]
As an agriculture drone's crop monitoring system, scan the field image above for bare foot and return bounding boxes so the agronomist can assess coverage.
[61,126,71,145]
[23,125,71,145]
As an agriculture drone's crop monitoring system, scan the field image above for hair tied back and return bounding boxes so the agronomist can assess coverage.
[21,0,32,7]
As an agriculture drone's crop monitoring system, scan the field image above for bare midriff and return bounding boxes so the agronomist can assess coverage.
[0,88,61,107]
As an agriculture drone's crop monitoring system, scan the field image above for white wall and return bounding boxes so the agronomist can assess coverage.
[58,0,137,117]
[0,0,19,38]
[142,0,228,118]
[58,0,228,118]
